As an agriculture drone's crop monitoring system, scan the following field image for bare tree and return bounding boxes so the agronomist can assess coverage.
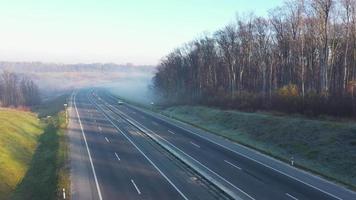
[310,0,334,93]
[153,0,356,117]
[0,71,40,107]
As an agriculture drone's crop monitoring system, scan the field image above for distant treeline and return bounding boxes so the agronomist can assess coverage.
[0,71,40,107]
[0,62,154,73]
[153,0,356,117]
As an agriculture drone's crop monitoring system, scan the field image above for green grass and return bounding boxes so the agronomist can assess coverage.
[32,94,69,118]
[57,111,70,200]
[0,94,70,200]
[162,106,356,190]
[11,111,68,200]
[0,109,43,200]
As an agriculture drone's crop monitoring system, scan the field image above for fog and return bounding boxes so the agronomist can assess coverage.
[0,62,156,102]
[100,76,155,106]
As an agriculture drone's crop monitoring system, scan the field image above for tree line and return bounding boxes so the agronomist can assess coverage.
[0,62,154,73]
[0,71,40,107]
[153,0,356,117]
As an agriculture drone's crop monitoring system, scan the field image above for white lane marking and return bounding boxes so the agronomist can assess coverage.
[109,106,254,200]
[168,130,175,135]
[74,93,103,200]
[286,193,299,200]
[224,160,242,170]
[147,129,254,200]
[138,109,344,200]
[190,141,200,148]
[98,126,102,131]
[105,137,110,143]
[152,121,159,126]
[115,152,121,161]
[131,179,141,195]
[89,97,189,200]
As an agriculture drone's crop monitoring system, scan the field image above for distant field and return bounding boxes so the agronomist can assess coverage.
[0,109,43,200]
[162,106,356,189]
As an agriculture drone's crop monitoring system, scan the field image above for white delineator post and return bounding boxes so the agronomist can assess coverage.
[64,103,68,123]
[62,188,66,199]
[290,156,294,166]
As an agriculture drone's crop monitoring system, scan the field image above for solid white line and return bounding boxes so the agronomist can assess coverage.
[286,193,299,200]
[168,130,175,135]
[74,93,103,200]
[115,152,121,161]
[131,179,141,195]
[105,137,110,143]
[140,109,344,200]
[190,141,200,148]
[224,160,242,170]
[89,96,189,200]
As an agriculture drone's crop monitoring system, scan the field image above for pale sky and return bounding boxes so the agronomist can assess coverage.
[0,0,284,65]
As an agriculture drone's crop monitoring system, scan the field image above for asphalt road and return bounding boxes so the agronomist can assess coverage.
[91,88,356,200]
[69,90,232,200]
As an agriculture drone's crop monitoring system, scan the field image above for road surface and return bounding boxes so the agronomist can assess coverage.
[69,90,231,200]
[68,88,356,200]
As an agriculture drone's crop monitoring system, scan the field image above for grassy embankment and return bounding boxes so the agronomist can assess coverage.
[0,109,42,200]
[162,106,356,190]
[0,94,70,200]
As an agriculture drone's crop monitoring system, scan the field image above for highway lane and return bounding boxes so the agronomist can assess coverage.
[70,90,231,200]
[88,91,232,200]
[96,89,356,200]
[71,91,184,199]
[69,92,100,200]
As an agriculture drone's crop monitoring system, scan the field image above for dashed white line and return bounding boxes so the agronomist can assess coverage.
[224,160,242,170]
[131,179,141,195]
[98,126,102,131]
[115,152,121,161]
[89,97,189,200]
[168,130,175,135]
[152,121,159,126]
[286,193,299,200]
[190,141,200,148]
[105,137,110,143]
[115,109,254,200]
[144,108,344,200]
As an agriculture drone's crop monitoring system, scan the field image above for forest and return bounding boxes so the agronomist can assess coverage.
[0,71,40,107]
[153,0,356,117]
